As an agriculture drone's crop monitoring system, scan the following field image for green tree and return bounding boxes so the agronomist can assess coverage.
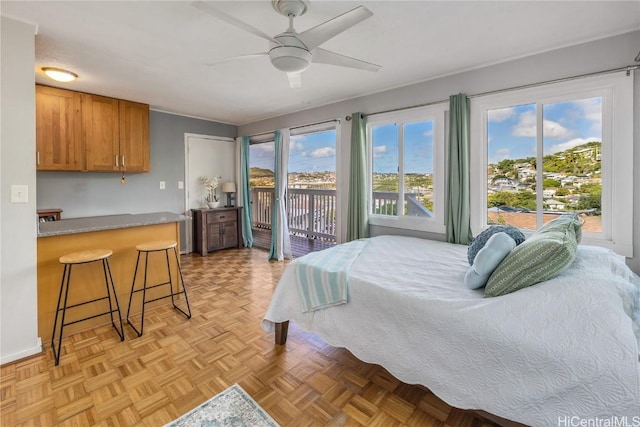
[515,190,536,210]
[487,191,517,208]
[555,188,570,196]
[543,179,561,188]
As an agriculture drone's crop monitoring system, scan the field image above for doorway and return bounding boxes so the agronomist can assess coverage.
[184,134,235,253]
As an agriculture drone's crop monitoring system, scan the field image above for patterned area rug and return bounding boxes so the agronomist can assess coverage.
[164,384,279,427]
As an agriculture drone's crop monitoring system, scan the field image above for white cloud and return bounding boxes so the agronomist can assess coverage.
[543,120,574,138]
[488,107,515,122]
[573,97,602,134]
[289,135,305,153]
[512,110,573,139]
[546,137,601,155]
[373,145,387,158]
[311,146,335,158]
[423,130,433,137]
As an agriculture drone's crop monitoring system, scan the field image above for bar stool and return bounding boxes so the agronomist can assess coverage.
[52,249,125,366]
[126,240,191,336]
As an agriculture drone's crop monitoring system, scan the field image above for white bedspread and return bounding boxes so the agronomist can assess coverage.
[262,235,640,426]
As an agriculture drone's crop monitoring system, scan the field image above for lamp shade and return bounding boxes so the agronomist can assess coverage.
[221,182,236,193]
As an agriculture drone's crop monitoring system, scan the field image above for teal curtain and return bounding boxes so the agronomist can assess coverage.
[240,136,253,247]
[446,94,473,244]
[269,130,292,260]
[346,112,369,242]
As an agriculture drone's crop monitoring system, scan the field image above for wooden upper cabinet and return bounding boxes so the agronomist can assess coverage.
[119,100,150,172]
[36,85,83,171]
[35,85,150,173]
[83,94,120,172]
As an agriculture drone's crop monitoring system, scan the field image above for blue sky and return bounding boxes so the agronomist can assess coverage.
[372,122,434,174]
[487,96,602,164]
[250,130,337,173]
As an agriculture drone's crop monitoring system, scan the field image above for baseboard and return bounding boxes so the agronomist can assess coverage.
[0,337,42,366]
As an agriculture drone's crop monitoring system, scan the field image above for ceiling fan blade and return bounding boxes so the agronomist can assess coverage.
[298,6,373,50]
[287,72,302,88]
[206,53,268,67]
[312,48,381,72]
[192,1,280,45]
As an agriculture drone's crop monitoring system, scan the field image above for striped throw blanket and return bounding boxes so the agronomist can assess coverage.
[295,239,369,313]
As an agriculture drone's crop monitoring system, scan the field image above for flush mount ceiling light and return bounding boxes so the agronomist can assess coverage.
[42,67,78,82]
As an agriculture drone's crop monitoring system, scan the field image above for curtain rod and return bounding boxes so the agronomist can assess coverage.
[356,64,639,119]
[246,118,340,139]
[290,118,339,131]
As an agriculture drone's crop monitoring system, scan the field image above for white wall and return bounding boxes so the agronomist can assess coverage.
[0,17,41,363]
[238,30,640,272]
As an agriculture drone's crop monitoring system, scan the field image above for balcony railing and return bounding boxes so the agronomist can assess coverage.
[251,188,432,244]
[372,191,433,217]
[251,187,337,242]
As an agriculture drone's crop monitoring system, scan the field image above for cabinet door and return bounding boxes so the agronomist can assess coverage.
[221,221,239,248]
[119,100,149,172]
[83,94,120,171]
[36,85,83,171]
[207,223,223,252]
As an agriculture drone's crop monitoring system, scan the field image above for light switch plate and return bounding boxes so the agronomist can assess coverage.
[178,181,184,189]
[160,181,166,190]
[11,185,28,203]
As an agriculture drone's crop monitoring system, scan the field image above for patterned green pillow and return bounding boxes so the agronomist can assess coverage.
[484,214,582,297]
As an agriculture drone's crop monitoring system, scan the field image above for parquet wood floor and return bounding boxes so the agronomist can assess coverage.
[1,247,501,427]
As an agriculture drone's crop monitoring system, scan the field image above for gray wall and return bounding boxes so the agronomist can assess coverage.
[238,30,640,273]
[37,110,236,218]
[1,17,40,363]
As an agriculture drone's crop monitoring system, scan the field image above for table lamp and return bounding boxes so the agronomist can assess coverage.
[221,182,236,207]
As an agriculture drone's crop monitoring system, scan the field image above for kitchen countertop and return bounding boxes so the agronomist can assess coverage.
[38,212,190,237]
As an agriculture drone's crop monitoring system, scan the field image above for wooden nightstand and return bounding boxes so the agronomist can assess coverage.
[38,208,63,221]
[192,207,243,255]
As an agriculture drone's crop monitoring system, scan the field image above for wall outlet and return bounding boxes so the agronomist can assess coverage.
[178,181,184,190]
[160,181,166,190]
[11,185,28,203]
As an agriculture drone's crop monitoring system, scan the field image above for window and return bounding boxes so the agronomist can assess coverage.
[367,104,446,233]
[288,125,338,242]
[470,73,633,256]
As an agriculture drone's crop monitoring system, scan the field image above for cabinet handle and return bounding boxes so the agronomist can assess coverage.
[115,156,119,167]
[220,216,225,219]
[122,156,125,168]
[36,151,40,166]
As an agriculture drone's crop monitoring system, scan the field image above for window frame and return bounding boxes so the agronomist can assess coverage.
[470,73,633,256]
[366,103,447,234]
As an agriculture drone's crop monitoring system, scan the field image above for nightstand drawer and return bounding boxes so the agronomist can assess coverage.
[206,211,236,223]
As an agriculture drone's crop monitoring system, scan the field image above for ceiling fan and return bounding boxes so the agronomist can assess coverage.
[192,0,381,88]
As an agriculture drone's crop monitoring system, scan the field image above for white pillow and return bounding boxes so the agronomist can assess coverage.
[464,232,516,290]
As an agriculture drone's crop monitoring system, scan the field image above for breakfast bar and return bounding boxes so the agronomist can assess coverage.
[37,212,189,342]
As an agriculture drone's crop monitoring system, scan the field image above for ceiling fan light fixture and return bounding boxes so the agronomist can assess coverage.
[42,67,78,82]
[269,46,311,73]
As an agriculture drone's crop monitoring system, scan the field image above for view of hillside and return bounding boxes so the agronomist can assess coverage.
[487,141,602,230]
[250,167,336,189]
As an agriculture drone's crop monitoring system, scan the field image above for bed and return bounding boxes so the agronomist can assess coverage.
[261,235,640,426]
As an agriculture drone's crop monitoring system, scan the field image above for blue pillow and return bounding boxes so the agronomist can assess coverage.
[467,225,525,265]
[464,232,516,289]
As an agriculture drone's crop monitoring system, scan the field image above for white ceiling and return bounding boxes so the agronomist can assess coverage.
[2,1,639,126]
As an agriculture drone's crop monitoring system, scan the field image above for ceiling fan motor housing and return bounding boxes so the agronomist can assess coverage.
[269,34,312,73]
